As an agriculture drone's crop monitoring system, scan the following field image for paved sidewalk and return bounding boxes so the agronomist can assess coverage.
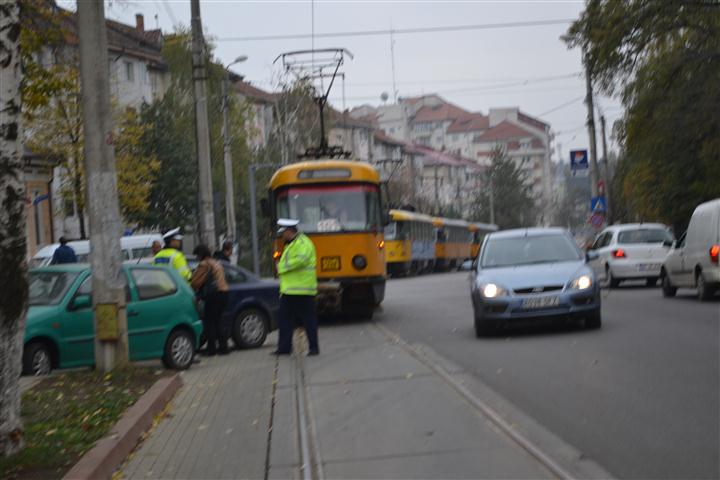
[121,338,279,480]
[119,323,561,479]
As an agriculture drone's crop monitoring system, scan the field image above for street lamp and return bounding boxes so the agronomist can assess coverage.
[222,55,248,247]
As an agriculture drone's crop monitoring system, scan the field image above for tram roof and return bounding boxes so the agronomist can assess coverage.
[269,160,380,189]
[432,217,470,228]
[389,209,434,223]
[469,222,499,232]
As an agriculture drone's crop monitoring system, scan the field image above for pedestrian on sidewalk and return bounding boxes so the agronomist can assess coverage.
[51,237,78,264]
[154,228,192,282]
[272,218,320,356]
[191,245,230,356]
[213,240,233,263]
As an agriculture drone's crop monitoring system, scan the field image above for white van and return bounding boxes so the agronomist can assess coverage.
[661,199,720,300]
[30,234,162,268]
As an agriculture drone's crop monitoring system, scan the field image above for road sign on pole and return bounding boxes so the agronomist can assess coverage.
[570,149,589,171]
[590,212,605,229]
[591,196,607,213]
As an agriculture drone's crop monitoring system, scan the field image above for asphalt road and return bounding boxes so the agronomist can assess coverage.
[376,272,720,479]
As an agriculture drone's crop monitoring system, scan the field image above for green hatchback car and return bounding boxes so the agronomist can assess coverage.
[23,264,203,376]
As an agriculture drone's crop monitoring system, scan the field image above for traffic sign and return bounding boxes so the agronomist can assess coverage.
[591,196,607,213]
[570,150,588,171]
[590,212,605,229]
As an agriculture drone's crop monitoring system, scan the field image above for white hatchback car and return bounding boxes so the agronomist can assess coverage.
[587,224,674,288]
[661,199,720,301]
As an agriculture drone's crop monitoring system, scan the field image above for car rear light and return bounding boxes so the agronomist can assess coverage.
[612,249,627,258]
[710,244,720,264]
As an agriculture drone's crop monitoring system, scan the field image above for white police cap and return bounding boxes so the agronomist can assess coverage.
[162,227,183,241]
[276,218,300,234]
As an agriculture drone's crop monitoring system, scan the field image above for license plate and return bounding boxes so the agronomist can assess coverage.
[638,263,660,272]
[321,256,341,271]
[522,296,560,310]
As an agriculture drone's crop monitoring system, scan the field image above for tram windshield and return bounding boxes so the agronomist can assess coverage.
[276,184,382,233]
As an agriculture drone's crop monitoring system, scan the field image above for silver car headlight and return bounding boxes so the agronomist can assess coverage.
[569,274,593,290]
[480,283,508,298]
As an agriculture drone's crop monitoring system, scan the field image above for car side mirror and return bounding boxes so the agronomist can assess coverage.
[71,294,91,310]
[260,198,270,217]
[586,250,599,262]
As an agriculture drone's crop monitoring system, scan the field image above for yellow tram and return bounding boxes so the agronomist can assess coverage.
[385,210,435,276]
[433,217,473,270]
[268,160,386,315]
[469,221,498,259]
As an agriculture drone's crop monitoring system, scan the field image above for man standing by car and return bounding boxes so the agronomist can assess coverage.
[272,218,320,356]
[213,240,233,263]
[51,237,77,264]
[153,228,192,282]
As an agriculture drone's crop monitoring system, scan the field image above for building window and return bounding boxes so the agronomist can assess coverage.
[125,61,134,82]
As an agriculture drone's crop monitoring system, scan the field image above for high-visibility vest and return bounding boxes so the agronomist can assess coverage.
[277,233,317,296]
[153,248,192,282]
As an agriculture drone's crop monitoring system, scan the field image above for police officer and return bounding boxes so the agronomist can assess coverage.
[272,218,320,356]
[153,228,192,282]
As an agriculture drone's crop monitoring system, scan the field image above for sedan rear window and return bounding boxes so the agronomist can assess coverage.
[481,234,582,268]
[618,229,672,244]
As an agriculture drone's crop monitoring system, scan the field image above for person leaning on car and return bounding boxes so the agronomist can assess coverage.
[191,245,230,356]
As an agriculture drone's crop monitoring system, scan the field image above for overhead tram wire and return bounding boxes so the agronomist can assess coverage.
[538,96,585,117]
[216,18,576,42]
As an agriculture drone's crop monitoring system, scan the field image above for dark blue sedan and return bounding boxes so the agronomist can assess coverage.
[188,260,280,348]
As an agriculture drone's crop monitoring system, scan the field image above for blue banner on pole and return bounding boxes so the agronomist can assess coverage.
[570,150,588,171]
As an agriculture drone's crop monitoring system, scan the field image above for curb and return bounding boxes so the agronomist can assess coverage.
[62,373,182,480]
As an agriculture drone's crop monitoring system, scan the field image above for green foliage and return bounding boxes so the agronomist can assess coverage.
[565,0,720,231]
[471,148,536,229]
[137,31,252,236]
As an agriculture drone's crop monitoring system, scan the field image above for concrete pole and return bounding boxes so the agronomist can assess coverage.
[77,0,128,372]
[584,58,600,199]
[222,74,237,242]
[191,0,216,250]
[434,164,440,215]
[541,131,552,226]
[600,115,612,224]
[248,163,261,275]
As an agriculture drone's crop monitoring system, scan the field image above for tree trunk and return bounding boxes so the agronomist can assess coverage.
[0,0,27,458]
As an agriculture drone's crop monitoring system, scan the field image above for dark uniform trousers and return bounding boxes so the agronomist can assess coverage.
[277,294,319,354]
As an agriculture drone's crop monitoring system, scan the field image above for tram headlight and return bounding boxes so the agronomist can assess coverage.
[352,255,368,270]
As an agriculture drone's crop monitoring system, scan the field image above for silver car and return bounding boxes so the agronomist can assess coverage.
[587,224,674,288]
[470,228,601,336]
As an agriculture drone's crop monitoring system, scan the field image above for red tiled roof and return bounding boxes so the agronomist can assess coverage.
[374,130,405,146]
[518,112,549,131]
[474,121,537,143]
[414,146,480,170]
[59,8,165,66]
[446,114,489,133]
[233,81,276,104]
[329,108,375,129]
[412,102,470,123]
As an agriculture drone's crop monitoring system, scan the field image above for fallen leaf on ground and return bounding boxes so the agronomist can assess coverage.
[45,429,57,436]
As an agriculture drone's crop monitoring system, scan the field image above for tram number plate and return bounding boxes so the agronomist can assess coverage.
[321,256,341,272]
[522,296,560,310]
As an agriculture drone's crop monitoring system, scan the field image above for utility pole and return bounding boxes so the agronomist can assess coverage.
[600,115,612,224]
[584,57,600,200]
[191,0,216,250]
[221,75,236,243]
[248,163,260,275]
[221,56,247,244]
[434,163,440,215]
[77,0,128,372]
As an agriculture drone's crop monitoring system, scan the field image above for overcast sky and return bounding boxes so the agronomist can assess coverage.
[63,0,623,160]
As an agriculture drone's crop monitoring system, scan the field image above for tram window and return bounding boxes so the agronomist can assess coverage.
[384,222,397,240]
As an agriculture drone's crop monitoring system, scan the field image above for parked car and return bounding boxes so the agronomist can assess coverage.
[661,199,720,300]
[587,223,674,287]
[470,228,601,336]
[187,259,279,348]
[30,234,162,267]
[23,264,203,376]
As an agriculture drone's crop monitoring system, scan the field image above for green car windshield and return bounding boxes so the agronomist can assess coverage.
[28,271,80,306]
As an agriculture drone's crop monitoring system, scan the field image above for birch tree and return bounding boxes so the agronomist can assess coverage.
[0,0,27,458]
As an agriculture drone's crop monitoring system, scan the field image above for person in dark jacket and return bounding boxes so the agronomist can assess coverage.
[213,240,233,263]
[51,237,78,264]
[191,245,230,356]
